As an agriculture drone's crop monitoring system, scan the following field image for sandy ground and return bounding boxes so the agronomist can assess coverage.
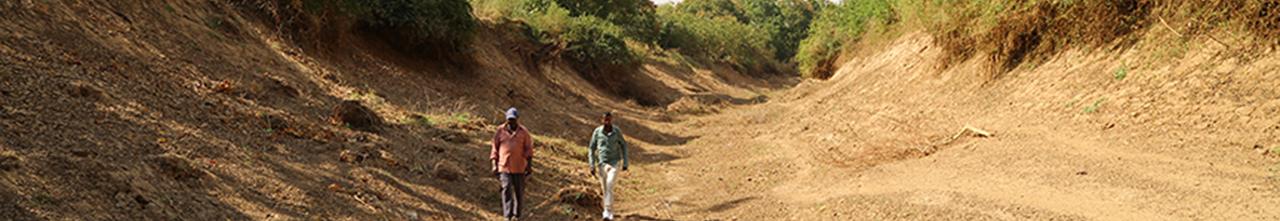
[613,33,1280,221]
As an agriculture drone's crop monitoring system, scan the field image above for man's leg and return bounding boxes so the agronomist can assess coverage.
[513,173,526,218]
[500,173,515,218]
[600,164,618,219]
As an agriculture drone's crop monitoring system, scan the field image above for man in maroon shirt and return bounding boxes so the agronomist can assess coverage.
[491,107,534,221]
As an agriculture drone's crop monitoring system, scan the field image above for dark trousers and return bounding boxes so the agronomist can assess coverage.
[499,173,526,218]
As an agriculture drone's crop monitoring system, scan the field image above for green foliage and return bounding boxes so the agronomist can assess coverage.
[551,0,661,43]
[796,0,893,78]
[471,0,524,18]
[331,0,478,47]
[771,0,824,60]
[560,16,637,66]
[451,112,474,123]
[1083,98,1106,113]
[474,0,824,75]
[676,0,747,22]
[1114,63,1128,80]
[399,114,434,126]
[514,0,636,68]
[658,6,770,66]
[655,0,825,71]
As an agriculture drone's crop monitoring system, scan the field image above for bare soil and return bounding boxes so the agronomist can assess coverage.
[0,1,781,220]
[617,33,1280,220]
[2,1,1278,221]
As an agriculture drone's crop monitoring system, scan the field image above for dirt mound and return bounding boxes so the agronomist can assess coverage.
[552,186,601,208]
[146,153,208,182]
[331,100,383,133]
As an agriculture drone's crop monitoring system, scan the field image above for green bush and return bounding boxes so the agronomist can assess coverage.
[657,0,821,68]
[796,0,893,78]
[474,0,824,75]
[772,0,825,61]
[560,16,637,67]
[658,8,770,67]
[676,0,747,22]
[551,0,661,43]
[514,1,636,69]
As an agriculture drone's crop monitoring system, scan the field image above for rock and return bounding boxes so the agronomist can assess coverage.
[263,78,298,98]
[404,209,419,220]
[431,161,464,182]
[212,80,235,94]
[133,195,150,207]
[339,149,366,163]
[68,81,103,100]
[148,153,204,181]
[261,114,288,132]
[328,183,346,193]
[0,151,19,171]
[1075,171,1088,176]
[553,187,600,207]
[441,133,467,144]
[331,100,382,133]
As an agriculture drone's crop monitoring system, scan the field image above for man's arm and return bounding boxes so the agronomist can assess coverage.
[619,130,629,170]
[524,132,534,175]
[491,130,501,175]
[587,129,598,170]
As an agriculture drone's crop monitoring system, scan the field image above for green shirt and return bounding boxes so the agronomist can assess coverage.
[588,125,629,168]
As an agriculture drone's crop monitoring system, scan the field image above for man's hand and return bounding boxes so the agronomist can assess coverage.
[492,160,499,176]
[525,167,534,176]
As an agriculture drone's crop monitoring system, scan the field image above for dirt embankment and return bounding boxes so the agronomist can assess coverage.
[586,3,1280,221]
[619,30,1280,221]
[0,1,785,220]
[4,1,1278,220]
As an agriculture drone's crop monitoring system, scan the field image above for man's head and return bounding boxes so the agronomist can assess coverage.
[505,107,519,126]
[601,111,612,126]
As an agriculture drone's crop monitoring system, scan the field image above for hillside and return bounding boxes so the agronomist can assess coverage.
[0,1,783,220]
[618,32,1280,220]
[3,0,1280,221]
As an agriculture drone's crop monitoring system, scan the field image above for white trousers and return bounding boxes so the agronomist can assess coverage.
[598,163,619,219]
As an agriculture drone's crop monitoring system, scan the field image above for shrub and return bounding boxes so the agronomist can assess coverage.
[770,0,825,61]
[560,16,637,67]
[658,9,770,67]
[336,0,477,47]
[515,1,637,70]
[796,0,893,78]
[552,0,661,43]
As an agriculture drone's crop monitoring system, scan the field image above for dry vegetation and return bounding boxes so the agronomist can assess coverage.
[802,0,1280,79]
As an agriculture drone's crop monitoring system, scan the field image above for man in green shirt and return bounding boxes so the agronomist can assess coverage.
[587,111,628,220]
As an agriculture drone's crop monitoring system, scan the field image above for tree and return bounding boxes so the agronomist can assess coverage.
[552,0,661,43]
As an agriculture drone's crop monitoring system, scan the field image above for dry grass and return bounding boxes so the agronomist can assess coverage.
[897,0,1280,76]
